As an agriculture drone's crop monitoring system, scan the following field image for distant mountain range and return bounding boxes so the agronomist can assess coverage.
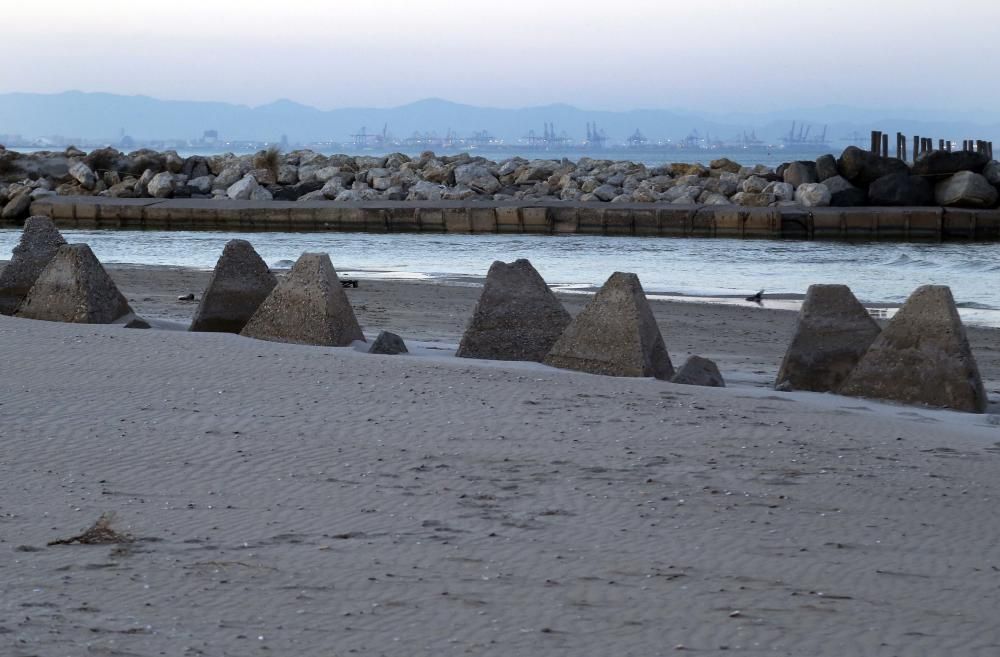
[1,91,998,146]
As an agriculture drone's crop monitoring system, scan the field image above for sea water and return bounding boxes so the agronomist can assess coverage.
[1,229,997,325]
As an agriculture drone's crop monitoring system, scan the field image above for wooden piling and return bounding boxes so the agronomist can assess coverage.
[881,133,889,159]
[871,131,881,154]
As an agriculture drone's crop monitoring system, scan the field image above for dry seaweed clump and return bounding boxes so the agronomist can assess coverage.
[48,512,133,546]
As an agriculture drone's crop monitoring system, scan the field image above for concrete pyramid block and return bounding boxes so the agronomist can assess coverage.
[456,259,571,362]
[672,356,725,387]
[543,272,674,380]
[16,243,132,324]
[839,285,987,413]
[0,216,67,315]
[775,284,881,392]
[240,252,365,346]
[190,239,277,333]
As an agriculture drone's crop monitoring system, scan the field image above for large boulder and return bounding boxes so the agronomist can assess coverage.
[456,259,571,362]
[453,163,501,195]
[543,272,674,380]
[783,161,818,188]
[823,175,867,207]
[839,285,987,413]
[837,146,909,187]
[775,284,881,393]
[1,189,32,220]
[227,174,261,200]
[671,356,725,387]
[794,183,831,207]
[241,253,365,347]
[146,172,176,198]
[189,239,277,333]
[815,154,839,182]
[868,173,934,206]
[68,161,96,190]
[911,150,989,178]
[934,171,998,208]
[16,244,132,324]
[0,216,67,315]
[983,160,1000,185]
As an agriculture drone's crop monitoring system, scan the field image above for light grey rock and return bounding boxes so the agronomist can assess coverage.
[763,181,795,201]
[934,171,998,208]
[839,285,986,413]
[731,191,775,207]
[0,216,67,315]
[368,331,408,355]
[226,174,259,200]
[457,259,571,362]
[277,163,299,185]
[241,252,365,347]
[248,185,273,201]
[740,175,770,194]
[454,163,501,195]
[775,284,881,393]
[321,178,346,199]
[794,183,831,207]
[699,191,732,205]
[147,172,175,198]
[16,243,132,324]
[671,356,725,387]
[187,175,214,194]
[68,161,96,190]
[190,239,277,333]
[134,168,155,196]
[213,164,245,190]
[297,190,327,202]
[543,272,674,380]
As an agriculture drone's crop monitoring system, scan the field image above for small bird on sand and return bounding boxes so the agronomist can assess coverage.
[745,289,764,304]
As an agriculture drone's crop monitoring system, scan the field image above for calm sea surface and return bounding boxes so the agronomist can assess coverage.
[2,229,997,325]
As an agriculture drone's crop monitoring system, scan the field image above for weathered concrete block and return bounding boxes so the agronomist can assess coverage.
[495,207,522,233]
[544,272,674,380]
[0,216,67,315]
[840,285,986,413]
[841,208,878,236]
[775,284,881,392]
[241,252,365,347]
[658,207,693,236]
[551,206,578,233]
[521,207,551,234]
[713,207,743,237]
[16,243,132,324]
[905,208,942,240]
[314,205,343,231]
[443,208,471,233]
[577,207,605,234]
[690,207,717,237]
[744,208,781,237]
[632,209,659,236]
[780,209,811,239]
[362,207,389,232]
[386,207,420,232]
[457,259,570,362]
[469,207,497,233]
[810,208,843,238]
[603,208,633,235]
[416,207,445,232]
[974,209,1000,239]
[190,239,277,333]
[874,209,907,239]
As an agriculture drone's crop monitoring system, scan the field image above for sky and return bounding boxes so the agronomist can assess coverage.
[3,0,999,115]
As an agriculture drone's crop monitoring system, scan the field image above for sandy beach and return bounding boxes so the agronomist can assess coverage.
[3,266,1000,657]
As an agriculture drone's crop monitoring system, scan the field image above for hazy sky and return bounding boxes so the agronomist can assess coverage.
[3,0,998,113]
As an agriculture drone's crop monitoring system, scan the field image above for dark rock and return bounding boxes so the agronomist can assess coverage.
[457,259,571,362]
[1,189,32,220]
[16,244,133,324]
[124,317,151,329]
[775,284,881,392]
[190,239,277,333]
[543,272,674,380]
[368,331,408,355]
[837,146,910,187]
[0,216,67,315]
[823,175,868,207]
[671,356,725,387]
[840,285,986,413]
[241,253,365,346]
[815,154,839,182]
[710,158,742,174]
[783,161,818,188]
[868,173,934,206]
[911,150,989,179]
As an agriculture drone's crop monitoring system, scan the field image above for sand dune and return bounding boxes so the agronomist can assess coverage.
[2,267,999,657]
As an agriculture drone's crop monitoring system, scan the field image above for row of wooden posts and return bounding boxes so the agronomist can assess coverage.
[870,130,994,162]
